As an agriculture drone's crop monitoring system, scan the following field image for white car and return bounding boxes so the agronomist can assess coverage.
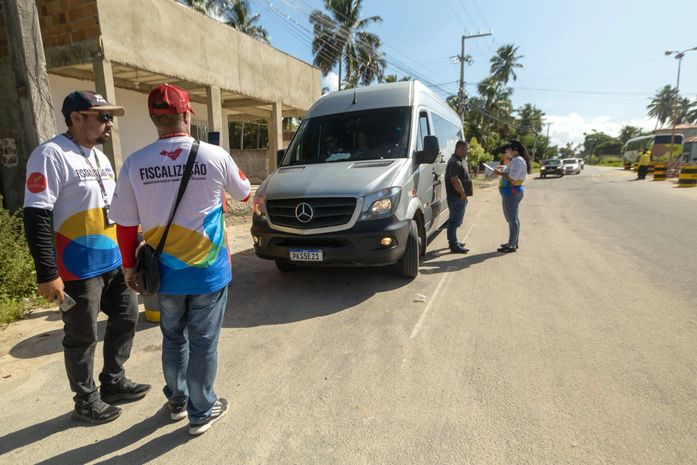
[562,158,582,175]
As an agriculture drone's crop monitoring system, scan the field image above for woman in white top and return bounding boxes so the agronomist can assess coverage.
[492,140,531,253]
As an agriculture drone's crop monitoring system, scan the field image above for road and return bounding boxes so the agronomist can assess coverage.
[1,166,696,465]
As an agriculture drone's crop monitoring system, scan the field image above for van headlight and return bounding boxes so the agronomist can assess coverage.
[253,194,266,219]
[359,187,401,222]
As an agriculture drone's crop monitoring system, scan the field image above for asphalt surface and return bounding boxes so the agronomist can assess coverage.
[1,166,696,464]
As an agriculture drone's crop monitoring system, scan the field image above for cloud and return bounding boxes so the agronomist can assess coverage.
[546,113,655,147]
[321,72,339,93]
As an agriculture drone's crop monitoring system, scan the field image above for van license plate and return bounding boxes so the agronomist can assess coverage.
[289,249,323,262]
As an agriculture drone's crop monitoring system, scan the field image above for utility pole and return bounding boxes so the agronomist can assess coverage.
[453,31,492,122]
[1,0,56,211]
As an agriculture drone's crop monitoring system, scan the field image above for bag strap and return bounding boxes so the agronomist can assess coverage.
[155,139,199,255]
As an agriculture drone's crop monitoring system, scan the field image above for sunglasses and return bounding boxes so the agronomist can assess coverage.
[80,111,114,123]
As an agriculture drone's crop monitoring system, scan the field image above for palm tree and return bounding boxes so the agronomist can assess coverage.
[223,0,269,43]
[516,103,544,134]
[687,99,697,124]
[489,44,524,86]
[181,0,229,15]
[647,85,679,128]
[383,74,411,83]
[309,0,382,91]
[674,97,696,124]
[355,33,386,86]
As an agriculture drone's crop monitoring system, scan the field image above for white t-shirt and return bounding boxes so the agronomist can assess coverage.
[505,156,527,181]
[109,136,251,295]
[24,134,121,280]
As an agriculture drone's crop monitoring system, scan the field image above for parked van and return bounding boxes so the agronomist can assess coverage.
[250,81,464,278]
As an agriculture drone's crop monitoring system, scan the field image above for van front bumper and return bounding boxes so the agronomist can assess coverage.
[250,217,411,266]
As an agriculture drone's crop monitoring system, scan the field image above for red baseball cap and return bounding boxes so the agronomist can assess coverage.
[148,84,195,115]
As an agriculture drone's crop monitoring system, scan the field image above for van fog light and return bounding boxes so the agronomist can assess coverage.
[380,237,394,247]
[252,235,260,245]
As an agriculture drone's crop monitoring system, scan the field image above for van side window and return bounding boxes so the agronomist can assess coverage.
[416,112,429,151]
[432,113,461,157]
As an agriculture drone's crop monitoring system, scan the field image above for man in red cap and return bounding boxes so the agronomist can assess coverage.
[23,90,151,425]
[110,83,251,435]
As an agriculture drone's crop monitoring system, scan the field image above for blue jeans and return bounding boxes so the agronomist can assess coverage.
[501,192,524,248]
[447,197,468,247]
[158,286,228,424]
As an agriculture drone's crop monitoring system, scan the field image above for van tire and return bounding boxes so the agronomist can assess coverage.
[396,220,419,279]
[275,260,298,272]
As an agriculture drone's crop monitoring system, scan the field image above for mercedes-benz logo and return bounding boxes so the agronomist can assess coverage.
[295,202,314,223]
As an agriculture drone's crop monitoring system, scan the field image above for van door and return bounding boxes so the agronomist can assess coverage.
[414,110,439,234]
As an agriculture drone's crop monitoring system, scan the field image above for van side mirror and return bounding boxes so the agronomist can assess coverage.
[421,135,440,164]
[276,149,285,166]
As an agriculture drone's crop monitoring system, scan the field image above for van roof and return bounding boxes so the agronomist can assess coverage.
[306,80,458,123]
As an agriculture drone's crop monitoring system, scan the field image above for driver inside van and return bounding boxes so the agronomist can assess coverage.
[325,134,350,161]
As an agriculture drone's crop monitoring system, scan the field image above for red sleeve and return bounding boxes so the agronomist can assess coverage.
[116,224,139,268]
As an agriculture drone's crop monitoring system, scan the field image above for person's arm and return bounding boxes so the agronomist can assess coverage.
[116,224,140,291]
[23,146,66,303]
[222,150,252,202]
[23,207,64,302]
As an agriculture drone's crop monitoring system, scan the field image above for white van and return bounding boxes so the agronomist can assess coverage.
[250,81,464,278]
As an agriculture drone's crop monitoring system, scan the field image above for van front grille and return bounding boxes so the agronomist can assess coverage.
[267,198,357,229]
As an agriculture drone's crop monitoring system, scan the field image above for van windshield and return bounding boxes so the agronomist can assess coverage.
[281,107,412,166]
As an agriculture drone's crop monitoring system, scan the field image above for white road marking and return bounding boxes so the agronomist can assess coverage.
[410,223,476,339]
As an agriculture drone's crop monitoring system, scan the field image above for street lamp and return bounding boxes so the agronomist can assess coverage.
[664,46,697,162]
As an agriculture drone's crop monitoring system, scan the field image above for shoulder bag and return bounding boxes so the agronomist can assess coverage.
[135,140,199,296]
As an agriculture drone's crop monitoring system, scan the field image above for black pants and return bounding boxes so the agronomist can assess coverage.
[62,267,138,406]
[638,165,649,179]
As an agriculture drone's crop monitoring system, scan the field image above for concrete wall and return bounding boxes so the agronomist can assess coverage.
[232,148,269,184]
[96,0,321,111]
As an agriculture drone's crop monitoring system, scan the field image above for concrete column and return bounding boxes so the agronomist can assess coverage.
[1,0,57,210]
[267,101,283,174]
[206,86,229,152]
[93,59,124,175]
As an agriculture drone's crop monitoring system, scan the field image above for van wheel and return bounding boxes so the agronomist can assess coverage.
[396,220,419,279]
[418,221,426,257]
[275,260,298,272]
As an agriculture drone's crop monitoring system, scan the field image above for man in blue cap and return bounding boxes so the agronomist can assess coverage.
[23,90,150,424]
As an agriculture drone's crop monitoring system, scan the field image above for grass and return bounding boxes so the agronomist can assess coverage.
[0,207,44,325]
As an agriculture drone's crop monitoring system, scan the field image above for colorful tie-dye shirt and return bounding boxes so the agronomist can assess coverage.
[109,136,251,295]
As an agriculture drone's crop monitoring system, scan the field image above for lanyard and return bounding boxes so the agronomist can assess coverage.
[64,133,110,208]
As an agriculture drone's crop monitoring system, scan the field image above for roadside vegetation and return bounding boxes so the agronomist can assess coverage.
[0,207,43,325]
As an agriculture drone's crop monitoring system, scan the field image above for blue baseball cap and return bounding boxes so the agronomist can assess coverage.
[61,90,125,118]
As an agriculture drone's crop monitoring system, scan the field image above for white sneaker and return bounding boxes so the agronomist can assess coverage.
[168,401,187,421]
[188,398,229,435]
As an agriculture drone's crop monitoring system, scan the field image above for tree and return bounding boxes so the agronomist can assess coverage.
[309,0,382,91]
[466,137,492,172]
[559,142,576,158]
[489,44,524,86]
[687,99,697,124]
[181,0,229,15]
[355,32,386,86]
[647,85,679,128]
[223,0,269,43]
[617,125,643,145]
[383,74,411,83]
[516,103,544,135]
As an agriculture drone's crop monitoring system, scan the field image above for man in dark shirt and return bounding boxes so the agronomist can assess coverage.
[445,140,472,253]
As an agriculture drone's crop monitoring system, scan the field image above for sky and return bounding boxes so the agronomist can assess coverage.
[245,0,697,147]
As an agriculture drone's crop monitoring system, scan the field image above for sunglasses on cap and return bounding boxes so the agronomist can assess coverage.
[79,111,114,123]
